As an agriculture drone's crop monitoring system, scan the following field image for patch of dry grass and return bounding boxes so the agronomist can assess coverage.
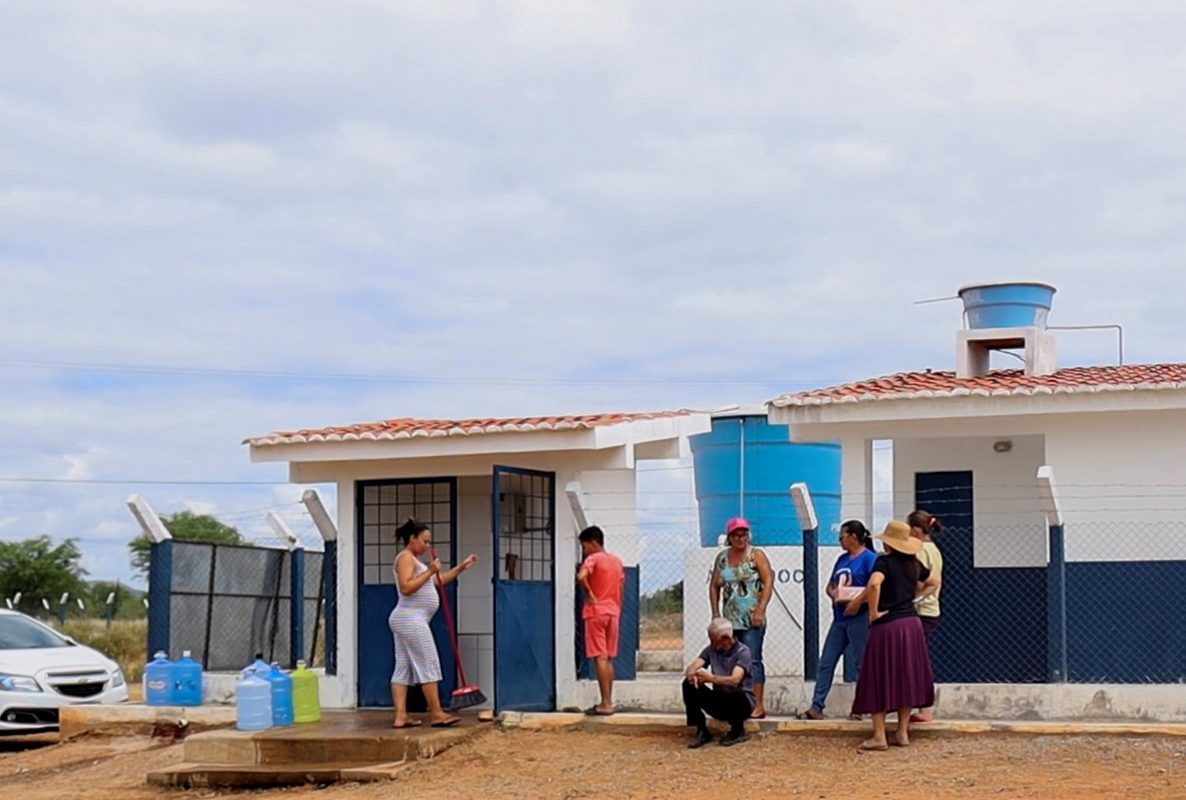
[60,619,148,682]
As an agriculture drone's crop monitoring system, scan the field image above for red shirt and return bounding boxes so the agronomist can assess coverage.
[581,550,624,620]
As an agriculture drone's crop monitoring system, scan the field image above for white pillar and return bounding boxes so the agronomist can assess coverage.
[840,437,874,526]
[333,477,356,709]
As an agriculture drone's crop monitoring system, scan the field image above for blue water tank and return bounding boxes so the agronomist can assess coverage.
[958,281,1056,330]
[690,414,841,546]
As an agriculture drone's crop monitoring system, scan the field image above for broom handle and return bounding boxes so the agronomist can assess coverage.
[430,547,469,686]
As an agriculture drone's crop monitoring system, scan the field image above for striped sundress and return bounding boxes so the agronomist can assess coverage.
[388,555,442,685]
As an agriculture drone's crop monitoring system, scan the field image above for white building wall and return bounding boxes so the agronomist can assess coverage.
[574,469,642,564]
[827,408,1186,568]
[682,545,839,679]
[1043,410,1186,562]
[893,434,1048,568]
[326,476,357,709]
[456,476,494,709]
[560,468,640,708]
[301,452,644,710]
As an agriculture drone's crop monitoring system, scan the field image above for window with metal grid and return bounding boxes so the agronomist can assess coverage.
[360,479,455,586]
[497,470,553,582]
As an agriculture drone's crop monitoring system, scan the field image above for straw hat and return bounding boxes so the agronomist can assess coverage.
[877,520,923,555]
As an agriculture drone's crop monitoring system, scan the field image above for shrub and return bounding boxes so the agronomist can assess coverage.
[59,619,148,683]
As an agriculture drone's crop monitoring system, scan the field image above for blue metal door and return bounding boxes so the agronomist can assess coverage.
[916,471,1044,682]
[493,466,555,712]
[356,479,457,708]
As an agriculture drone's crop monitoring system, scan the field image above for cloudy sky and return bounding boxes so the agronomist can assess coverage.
[2,2,1185,587]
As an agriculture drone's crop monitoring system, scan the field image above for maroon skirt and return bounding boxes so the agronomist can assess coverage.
[851,615,935,715]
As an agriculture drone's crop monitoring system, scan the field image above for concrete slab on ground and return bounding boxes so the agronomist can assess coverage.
[147,761,413,789]
[503,711,1186,739]
[149,710,489,789]
[587,674,1186,723]
[59,703,236,740]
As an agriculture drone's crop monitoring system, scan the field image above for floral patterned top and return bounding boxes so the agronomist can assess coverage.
[715,546,766,631]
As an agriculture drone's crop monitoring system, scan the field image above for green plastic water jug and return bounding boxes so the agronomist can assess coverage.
[291,659,321,723]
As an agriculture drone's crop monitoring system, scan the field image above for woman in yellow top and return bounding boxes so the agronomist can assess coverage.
[907,510,943,723]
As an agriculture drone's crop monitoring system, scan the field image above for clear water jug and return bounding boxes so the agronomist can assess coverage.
[173,650,204,707]
[145,652,174,706]
[291,659,321,724]
[267,663,294,727]
[235,670,273,731]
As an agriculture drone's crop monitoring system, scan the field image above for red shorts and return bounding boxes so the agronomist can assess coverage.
[584,615,620,659]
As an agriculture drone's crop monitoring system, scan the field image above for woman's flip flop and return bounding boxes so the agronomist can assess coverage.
[392,720,423,729]
[431,717,461,728]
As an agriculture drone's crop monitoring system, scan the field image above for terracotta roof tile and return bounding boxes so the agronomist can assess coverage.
[769,364,1186,408]
[247,410,695,447]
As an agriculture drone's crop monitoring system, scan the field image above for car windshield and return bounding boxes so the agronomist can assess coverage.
[0,615,71,649]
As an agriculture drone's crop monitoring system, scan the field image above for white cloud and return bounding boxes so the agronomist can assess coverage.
[3,1,1186,583]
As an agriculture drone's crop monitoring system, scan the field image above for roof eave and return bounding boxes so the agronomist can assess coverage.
[247,413,712,465]
[769,387,1186,431]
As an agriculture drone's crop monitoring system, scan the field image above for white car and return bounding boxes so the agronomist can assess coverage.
[0,609,128,734]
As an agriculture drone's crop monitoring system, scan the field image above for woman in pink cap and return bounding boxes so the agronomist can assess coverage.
[710,517,773,718]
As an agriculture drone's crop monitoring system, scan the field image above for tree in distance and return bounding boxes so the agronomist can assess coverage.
[0,536,88,615]
[128,511,244,578]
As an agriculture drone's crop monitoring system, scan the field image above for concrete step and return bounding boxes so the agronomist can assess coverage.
[59,703,236,740]
[181,710,484,766]
[148,760,412,789]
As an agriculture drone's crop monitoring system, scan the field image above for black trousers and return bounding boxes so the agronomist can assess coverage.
[682,679,753,734]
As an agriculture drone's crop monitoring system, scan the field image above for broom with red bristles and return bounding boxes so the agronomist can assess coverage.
[431,547,487,710]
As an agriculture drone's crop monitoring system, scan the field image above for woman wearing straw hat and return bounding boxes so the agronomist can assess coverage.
[845,520,940,751]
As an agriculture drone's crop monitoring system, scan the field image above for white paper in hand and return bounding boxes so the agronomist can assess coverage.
[835,573,863,602]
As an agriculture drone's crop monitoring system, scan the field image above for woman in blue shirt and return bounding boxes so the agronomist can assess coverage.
[801,520,878,720]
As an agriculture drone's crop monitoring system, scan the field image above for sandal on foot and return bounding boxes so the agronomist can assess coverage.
[392,720,422,729]
[430,717,461,728]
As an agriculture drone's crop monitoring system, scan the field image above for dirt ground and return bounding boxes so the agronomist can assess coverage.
[2,727,1186,799]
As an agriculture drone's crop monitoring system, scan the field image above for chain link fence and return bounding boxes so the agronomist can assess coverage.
[162,540,325,671]
[631,519,1186,685]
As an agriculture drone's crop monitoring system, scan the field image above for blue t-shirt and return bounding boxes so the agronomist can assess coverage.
[830,549,878,619]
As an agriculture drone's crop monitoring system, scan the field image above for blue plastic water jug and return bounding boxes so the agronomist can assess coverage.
[243,654,271,678]
[266,663,294,727]
[235,670,273,731]
[173,650,204,706]
[145,652,174,706]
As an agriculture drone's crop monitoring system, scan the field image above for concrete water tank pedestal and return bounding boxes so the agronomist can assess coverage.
[957,326,1059,378]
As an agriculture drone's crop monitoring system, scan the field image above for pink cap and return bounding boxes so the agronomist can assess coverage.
[725,517,751,535]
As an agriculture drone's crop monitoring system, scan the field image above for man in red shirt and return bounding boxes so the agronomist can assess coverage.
[577,525,624,716]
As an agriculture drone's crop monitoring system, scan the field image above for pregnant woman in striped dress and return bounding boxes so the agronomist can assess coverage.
[390,518,478,729]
